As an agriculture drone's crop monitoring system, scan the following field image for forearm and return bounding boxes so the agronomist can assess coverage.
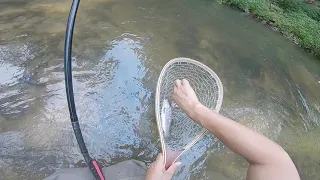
[190,104,289,165]
[172,78,299,179]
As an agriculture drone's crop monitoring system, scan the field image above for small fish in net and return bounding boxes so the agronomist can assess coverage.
[155,57,223,169]
[161,99,172,138]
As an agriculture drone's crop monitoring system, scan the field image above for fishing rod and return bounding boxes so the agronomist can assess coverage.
[64,0,105,179]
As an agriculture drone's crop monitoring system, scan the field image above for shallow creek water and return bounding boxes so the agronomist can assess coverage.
[0,0,319,179]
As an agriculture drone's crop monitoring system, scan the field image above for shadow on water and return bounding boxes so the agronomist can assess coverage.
[0,0,320,179]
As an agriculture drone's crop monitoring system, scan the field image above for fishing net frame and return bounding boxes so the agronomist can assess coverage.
[155,57,223,168]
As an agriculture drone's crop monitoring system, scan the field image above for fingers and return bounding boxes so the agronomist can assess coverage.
[175,79,182,87]
[165,162,182,177]
[176,79,189,86]
[181,79,189,86]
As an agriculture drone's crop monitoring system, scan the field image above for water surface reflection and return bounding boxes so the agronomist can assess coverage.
[0,0,319,179]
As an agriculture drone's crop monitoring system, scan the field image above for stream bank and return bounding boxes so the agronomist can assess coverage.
[217,0,320,59]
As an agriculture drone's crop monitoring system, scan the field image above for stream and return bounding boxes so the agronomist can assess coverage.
[0,0,319,179]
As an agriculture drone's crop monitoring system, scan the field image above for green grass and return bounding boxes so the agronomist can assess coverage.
[217,0,320,59]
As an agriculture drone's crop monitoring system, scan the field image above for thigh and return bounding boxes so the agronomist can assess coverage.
[102,160,147,180]
[44,160,147,180]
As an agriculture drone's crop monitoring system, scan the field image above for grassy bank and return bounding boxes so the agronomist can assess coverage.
[217,0,320,59]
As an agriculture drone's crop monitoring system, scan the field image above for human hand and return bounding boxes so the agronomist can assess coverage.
[172,79,201,120]
[145,153,181,180]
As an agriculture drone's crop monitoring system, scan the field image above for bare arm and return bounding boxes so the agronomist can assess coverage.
[172,79,300,180]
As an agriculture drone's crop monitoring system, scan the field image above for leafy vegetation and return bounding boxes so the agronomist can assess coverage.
[217,0,320,59]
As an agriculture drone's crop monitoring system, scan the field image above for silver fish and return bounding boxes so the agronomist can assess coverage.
[161,98,172,137]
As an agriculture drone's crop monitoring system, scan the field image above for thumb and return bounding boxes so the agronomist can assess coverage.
[165,162,182,177]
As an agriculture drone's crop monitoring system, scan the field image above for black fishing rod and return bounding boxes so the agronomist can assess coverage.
[64,0,105,179]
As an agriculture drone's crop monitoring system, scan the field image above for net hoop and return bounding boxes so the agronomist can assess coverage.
[155,57,223,167]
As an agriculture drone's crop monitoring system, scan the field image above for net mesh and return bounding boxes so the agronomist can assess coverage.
[156,58,223,151]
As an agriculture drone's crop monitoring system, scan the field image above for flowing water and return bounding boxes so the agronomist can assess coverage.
[0,0,319,179]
